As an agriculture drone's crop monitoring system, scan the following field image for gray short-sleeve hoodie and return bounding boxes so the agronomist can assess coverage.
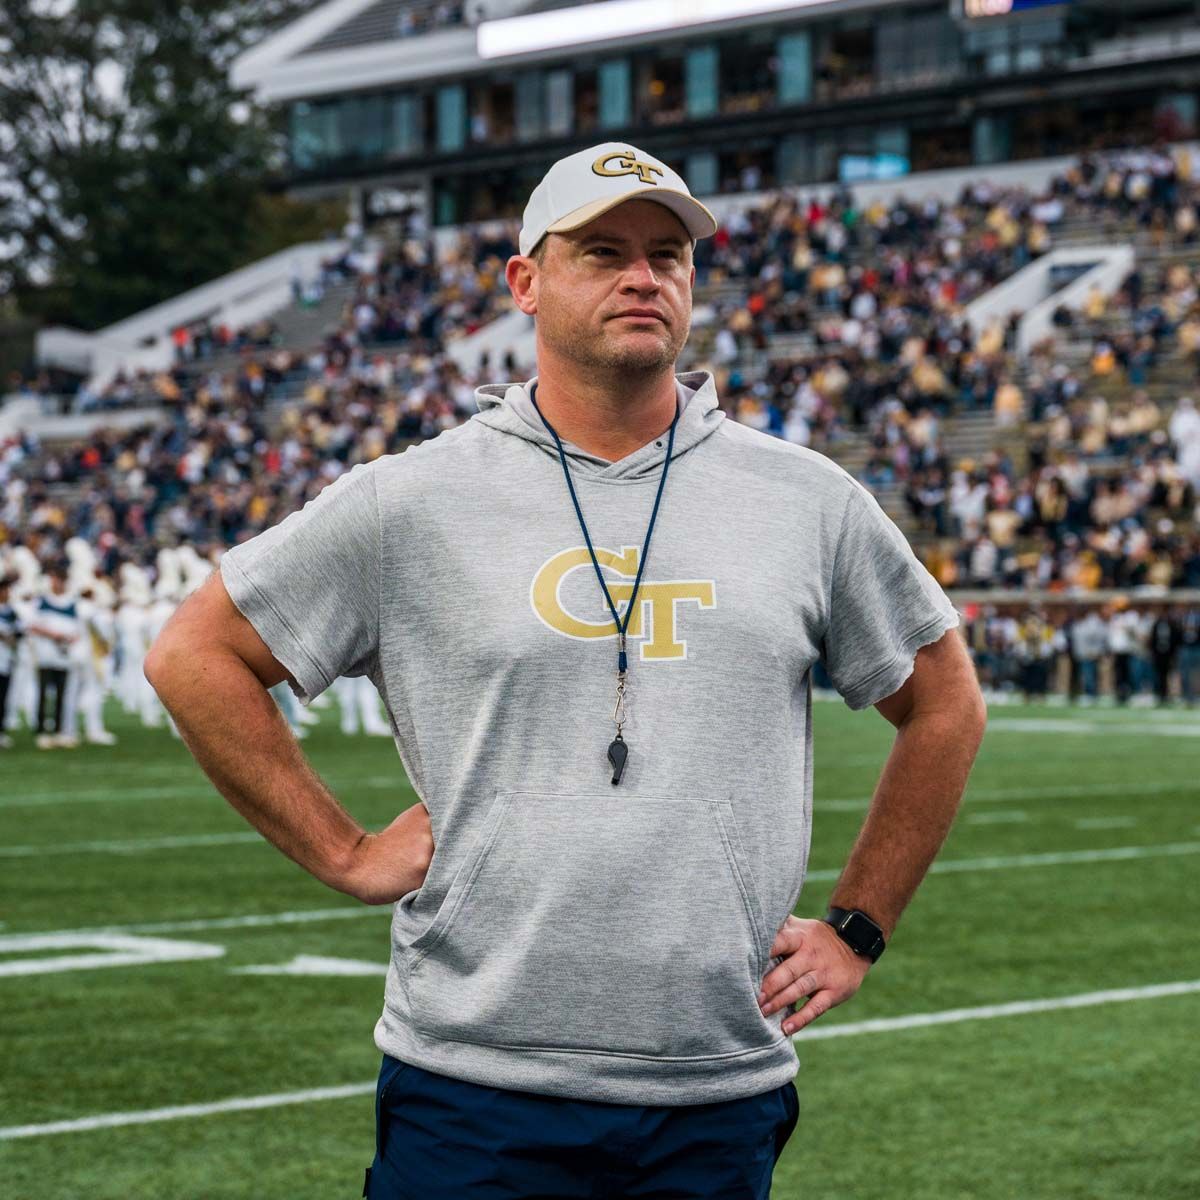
[219,368,960,1105]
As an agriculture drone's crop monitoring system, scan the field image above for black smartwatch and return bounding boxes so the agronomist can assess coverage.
[822,907,887,963]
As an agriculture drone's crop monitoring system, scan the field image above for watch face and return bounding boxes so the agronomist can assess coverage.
[841,911,882,954]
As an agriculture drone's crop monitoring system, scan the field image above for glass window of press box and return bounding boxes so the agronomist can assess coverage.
[285,14,970,176]
[290,93,428,171]
[874,7,961,92]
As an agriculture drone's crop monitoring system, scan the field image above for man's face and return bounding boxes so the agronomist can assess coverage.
[524,198,694,375]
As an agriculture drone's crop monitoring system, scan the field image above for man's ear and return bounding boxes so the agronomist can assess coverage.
[505,255,537,317]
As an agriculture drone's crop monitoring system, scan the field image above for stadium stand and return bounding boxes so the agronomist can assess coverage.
[3,148,1199,712]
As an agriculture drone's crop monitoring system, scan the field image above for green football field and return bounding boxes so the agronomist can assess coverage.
[1,697,1197,1199]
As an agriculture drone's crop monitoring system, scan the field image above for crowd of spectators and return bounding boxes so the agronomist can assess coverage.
[4,148,1200,629]
[945,600,1200,706]
[8,223,518,417]
[893,387,1200,592]
[1053,145,1200,246]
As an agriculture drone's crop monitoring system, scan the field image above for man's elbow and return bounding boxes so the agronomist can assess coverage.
[963,680,988,741]
[143,636,183,690]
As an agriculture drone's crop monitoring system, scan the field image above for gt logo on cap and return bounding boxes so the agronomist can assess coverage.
[592,150,664,186]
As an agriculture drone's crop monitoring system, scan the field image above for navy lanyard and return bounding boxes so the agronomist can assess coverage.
[530,381,680,785]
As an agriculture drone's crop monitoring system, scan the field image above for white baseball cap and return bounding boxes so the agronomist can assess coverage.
[519,141,718,258]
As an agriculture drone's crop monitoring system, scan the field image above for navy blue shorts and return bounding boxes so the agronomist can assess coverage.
[364,1054,799,1199]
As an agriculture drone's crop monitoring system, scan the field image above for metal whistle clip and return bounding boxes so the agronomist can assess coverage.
[612,679,628,726]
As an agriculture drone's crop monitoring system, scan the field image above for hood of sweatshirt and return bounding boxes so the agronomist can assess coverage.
[471,369,726,483]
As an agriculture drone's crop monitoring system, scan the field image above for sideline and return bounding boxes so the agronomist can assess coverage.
[4,978,1198,1140]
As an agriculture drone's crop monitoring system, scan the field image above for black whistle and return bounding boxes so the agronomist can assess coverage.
[607,736,628,785]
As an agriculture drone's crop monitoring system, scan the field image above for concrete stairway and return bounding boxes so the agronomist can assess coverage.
[179,278,358,378]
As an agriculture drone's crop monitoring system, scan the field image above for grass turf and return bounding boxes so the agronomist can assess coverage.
[0,698,1196,1198]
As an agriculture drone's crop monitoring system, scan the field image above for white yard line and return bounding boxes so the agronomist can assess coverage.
[0,833,264,857]
[819,778,1189,813]
[0,1084,376,1140]
[986,718,1200,737]
[0,777,406,810]
[5,783,1188,853]
[965,811,1030,825]
[2,772,1187,817]
[797,979,1200,1040]
[7,840,1200,940]
[4,978,1198,1140]
[32,907,387,938]
[0,786,221,810]
[802,841,1200,882]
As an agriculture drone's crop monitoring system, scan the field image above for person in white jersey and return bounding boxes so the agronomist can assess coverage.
[25,562,84,749]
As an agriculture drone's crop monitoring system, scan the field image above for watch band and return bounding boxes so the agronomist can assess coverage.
[823,906,887,963]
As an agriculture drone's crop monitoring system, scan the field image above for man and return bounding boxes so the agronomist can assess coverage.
[146,142,986,1199]
[1180,603,1200,705]
[1108,597,1139,704]
[1068,604,1109,704]
[1148,602,1181,705]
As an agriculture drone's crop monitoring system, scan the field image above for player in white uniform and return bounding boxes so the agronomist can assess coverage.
[115,584,151,715]
[62,579,118,745]
[25,563,84,749]
[333,673,393,737]
[8,590,39,734]
[144,580,182,737]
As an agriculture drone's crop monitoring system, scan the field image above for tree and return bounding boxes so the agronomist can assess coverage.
[0,0,329,332]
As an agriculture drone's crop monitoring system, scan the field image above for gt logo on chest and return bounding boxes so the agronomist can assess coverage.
[530,545,715,661]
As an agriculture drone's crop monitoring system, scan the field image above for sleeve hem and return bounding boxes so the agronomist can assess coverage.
[220,556,330,706]
[841,608,962,711]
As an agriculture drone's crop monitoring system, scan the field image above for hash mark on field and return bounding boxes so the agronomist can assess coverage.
[1074,816,1138,830]
[232,954,387,977]
[5,979,1199,1139]
[966,811,1029,825]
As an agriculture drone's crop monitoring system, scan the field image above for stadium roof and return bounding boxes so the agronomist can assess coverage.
[231,0,895,104]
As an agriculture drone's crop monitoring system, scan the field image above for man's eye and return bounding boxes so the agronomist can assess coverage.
[589,247,678,260]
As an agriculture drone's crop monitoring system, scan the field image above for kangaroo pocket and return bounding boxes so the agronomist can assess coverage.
[403,789,779,1058]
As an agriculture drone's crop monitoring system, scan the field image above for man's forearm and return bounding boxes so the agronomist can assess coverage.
[145,647,367,894]
[827,708,984,940]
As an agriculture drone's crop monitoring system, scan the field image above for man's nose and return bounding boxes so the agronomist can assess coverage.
[621,259,663,289]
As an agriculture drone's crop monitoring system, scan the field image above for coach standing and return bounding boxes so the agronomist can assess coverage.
[146,142,987,1199]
